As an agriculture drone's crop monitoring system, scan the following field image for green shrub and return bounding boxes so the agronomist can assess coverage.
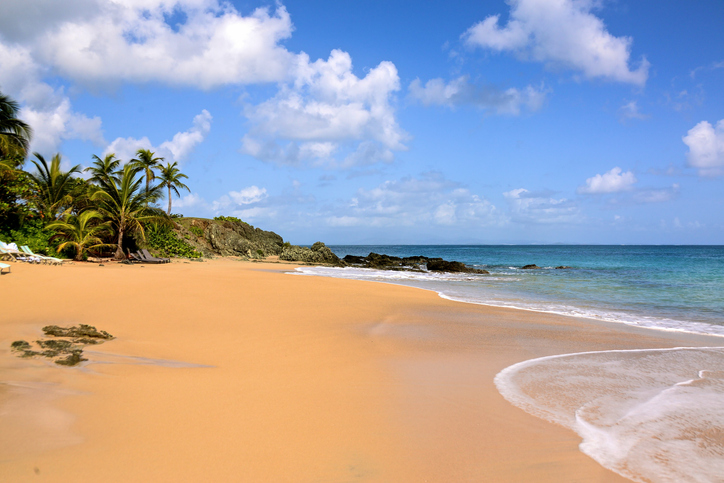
[146,224,201,258]
[170,213,183,218]
[189,226,204,238]
[214,215,242,224]
[256,249,264,257]
[0,217,62,257]
[282,241,291,248]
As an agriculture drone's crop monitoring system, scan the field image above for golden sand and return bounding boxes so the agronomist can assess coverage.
[1,259,719,481]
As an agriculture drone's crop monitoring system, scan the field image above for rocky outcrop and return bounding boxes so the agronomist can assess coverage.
[280,242,344,266]
[521,264,541,269]
[343,253,489,274]
[555,266,571,269]
[174,218,285,259]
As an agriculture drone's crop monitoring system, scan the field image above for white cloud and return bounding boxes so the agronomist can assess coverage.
[0,42,106,154]
[504,188,581,224]
[241,49,406,168]
[7,0,295,89]
[633,184,679,204]
[619,100,648,121]
[409,76,549,115]
[103,110,211,163]
[682,120,724,177]
[326,172,503,227]
[211,185,268,213]
[159,110,212,163]
[577,167,637,194]
[173,192,205,209]
[463,0,649,85]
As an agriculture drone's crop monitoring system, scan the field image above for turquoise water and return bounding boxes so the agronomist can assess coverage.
[297,245,724,337]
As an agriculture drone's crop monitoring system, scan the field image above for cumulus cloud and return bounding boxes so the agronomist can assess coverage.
[325,172,502,227]
[241,49,406,168]
[504,188,581,224]
[462,0,649,85]
[577,167,637,194]
[0,42,106,154]
[212,186,268,213]
[682,119,724,177]
[408,76,549,115]
[103,110,212,163]
[3,0,294,89]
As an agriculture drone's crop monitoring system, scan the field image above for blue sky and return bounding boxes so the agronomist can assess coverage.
[1,0,723,244]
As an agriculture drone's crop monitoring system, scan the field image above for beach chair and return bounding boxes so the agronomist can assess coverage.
[21,246,66,265]
[141,249,170,263]
[126,250,143,263]
[128,250,163,264]
[0,241,37,263]
[0,262,10,274]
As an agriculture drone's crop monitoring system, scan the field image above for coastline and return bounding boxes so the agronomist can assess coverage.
[1,259,721,481]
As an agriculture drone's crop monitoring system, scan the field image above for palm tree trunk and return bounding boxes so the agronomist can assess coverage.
[167,186,172,215]
[115,226,125,259]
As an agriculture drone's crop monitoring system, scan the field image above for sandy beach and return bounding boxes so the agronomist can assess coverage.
[1,259,721,482]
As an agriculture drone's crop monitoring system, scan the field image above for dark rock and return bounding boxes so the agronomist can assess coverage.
[343,253,489,274]
[11,340,31,351]
[555,266,571,269]
[427,259,490,274]
[43,324,113,340]
[12,325,114,367]
[521,264,541,269]
[280,242,345,266]
[55,351,87,366]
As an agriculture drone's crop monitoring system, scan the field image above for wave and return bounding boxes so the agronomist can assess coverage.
[292,266,724,338]
[494,347,724,483]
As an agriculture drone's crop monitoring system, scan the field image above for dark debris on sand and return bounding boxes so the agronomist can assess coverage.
[11,324,114,367]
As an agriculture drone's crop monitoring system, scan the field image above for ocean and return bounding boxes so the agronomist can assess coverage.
[297,245,724,337]
[294,245,724,482]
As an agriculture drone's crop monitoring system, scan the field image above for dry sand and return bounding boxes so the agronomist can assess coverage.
[1,258,720,482]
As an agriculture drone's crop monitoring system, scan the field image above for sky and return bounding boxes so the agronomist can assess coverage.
[1,0,723,245]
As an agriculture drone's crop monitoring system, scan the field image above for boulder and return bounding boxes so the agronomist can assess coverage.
[521,264,541,269]
[427,259,490,274]
[280,242,345,266]
[555,266,571,269]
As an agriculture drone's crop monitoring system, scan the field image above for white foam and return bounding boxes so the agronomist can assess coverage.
[293,266,724,338]
[495,347,724,482]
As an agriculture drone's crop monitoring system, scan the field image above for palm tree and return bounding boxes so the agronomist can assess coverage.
[92,164,166,259]
[0,92,33,160]
[47,210,112,261]
[27,152,81,221]
[85,153,121,185]
[157,162,190,215]
[130,149,163,196]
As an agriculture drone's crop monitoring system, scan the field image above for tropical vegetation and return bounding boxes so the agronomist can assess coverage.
[0,91,202,260]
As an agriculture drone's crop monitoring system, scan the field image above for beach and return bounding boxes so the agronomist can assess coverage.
[1,259,721,482]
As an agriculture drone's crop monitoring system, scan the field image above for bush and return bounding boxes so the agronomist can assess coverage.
[214,215,243,224]
[146,224,201,258]
[0,217,62,257]
[189,226,204,238]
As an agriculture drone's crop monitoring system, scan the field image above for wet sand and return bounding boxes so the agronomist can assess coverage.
[1,259,720,481]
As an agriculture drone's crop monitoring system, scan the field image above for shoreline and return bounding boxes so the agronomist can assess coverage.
[293,265,724,339]
[1,259,721,481]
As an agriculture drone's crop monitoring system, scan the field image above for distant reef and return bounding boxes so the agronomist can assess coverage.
[171,217,487,274]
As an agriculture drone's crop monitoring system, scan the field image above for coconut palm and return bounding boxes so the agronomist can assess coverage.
[130,149,163,196]
[157,162,190,215]
[27,152,81,221]
[91,164,166,259]
[47,210,113,261]
[0,92,33,160]
[85,153,121,185]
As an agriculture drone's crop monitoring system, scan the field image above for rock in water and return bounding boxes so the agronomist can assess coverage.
[521,264,541,269]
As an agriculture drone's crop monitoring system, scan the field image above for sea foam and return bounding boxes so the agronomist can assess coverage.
[494,347,724,482]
